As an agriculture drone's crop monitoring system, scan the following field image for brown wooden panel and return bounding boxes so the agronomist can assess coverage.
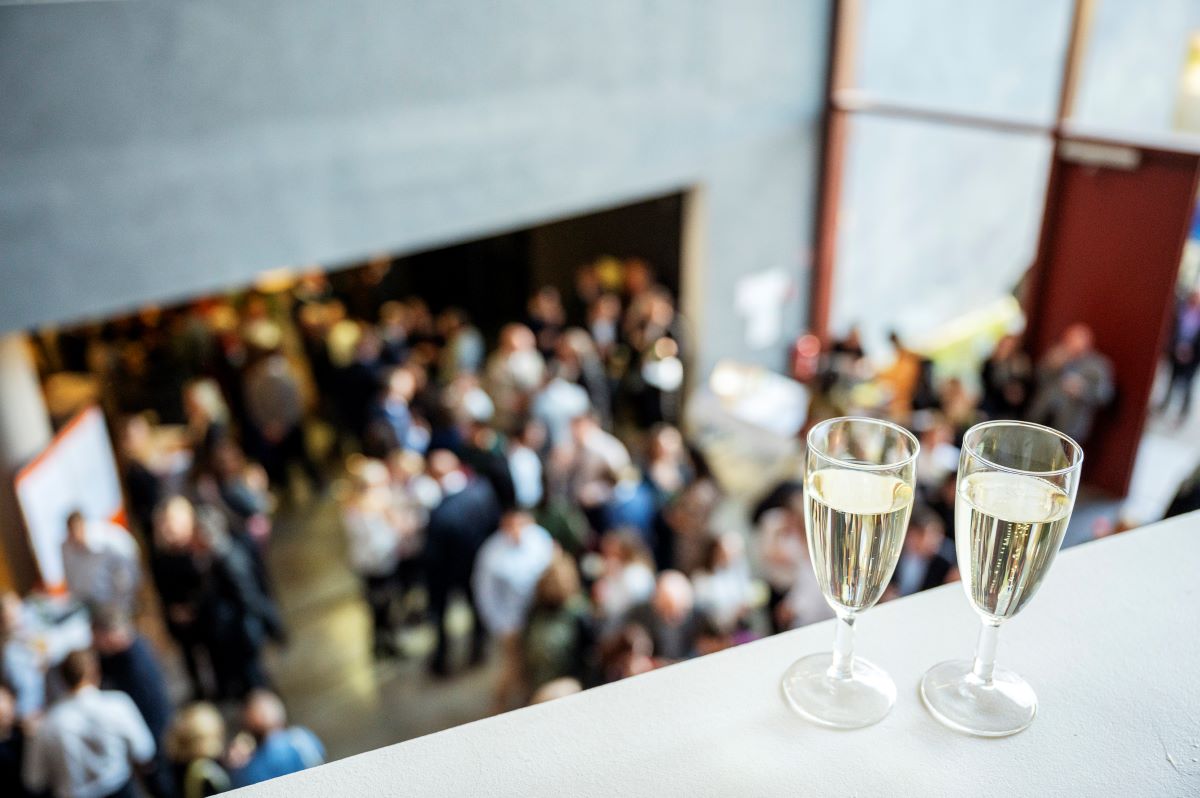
[1025,146,1200,495]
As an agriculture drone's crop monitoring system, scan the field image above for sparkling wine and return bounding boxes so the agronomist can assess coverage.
[806,468,914,613]
[957,470,1071,621]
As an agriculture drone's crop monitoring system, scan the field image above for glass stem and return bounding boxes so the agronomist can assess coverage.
[828,613,855,680]
[971,620,1001,687]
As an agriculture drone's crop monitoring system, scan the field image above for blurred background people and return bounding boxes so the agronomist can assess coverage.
[23,649,155,798]
[1026,323,1114,445]
[164,703,230,798]
[61,511,141,617]
[1158,289,1200,420]
[227,690,323,790]
[472,510,555,712]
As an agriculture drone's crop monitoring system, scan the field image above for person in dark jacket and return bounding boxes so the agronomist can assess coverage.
[1158,290,1200,419]
[979,334,1032,420]
[0,683,35,798]
[423,450,502,676]
[93,610,175,798]
[153,497,282,701]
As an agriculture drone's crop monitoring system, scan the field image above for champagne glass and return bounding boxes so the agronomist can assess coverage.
[781,416,918,729]
[920,420,1082,737]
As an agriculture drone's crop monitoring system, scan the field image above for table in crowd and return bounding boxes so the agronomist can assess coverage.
[6,257,1194,797]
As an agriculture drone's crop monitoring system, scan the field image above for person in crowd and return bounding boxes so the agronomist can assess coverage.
[164,703,230,798]
[202,438,274,552]
[114,414,163,545]
[240,327,321,493]
[436,309,485,384]
[424,450,502,676]
[893,507,956,597]
[554,329,612,430]
[1158,289,1200,420]
[652,479,720,574]
[472,510,556,711]
[0,683,35,798]
[625,571,707,664]
[1,593,47,722]
[91,610,172,745]
[624,287,686,427]
[980,334,1032,419]
[485,323,545,434]
[377,300,410,366]
[335,323,386,449]
[596,623,656,684]
[459,420,517,512]
[522,552,593,698]
[227,690,323,790]
[386,449,442,513]
[644,423,693,503]
[61,511,141,616]
[531,370,591,448]
[878,330,922,420]
[778,563,834,632]
[587,293,622,363]
[914,415,960,492]
[753,482,809,634]
[153,497,281,701]
[1026,323,1115,445]
[526,286,566,359]
[938,376,981,440]
[690,533,753,636]
[23,649,156,798]
[363,366,418,458]
[506,418,545,512]
[339,457,421,659]
[91,609,174,798]
[595,466,658,545]
[592,531,657,635]
[567,412,632,521]
[182,379,231,472]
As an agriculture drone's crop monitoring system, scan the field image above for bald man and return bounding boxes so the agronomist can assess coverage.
[626,571,707,662]
[228,690,324,789]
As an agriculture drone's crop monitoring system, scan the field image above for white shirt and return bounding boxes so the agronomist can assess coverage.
[342,505,403,577]
[533,379,590,445]
[507,445,544,510]
[596,562,656,631]
[693,561,753,633]
[757,509,806,591]
[784,555,835,629]
[61,521,141,612]
[24,686,155,798]
[471,524,555,636]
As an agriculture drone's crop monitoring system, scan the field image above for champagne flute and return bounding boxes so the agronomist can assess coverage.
[781,416,918,729]
[920,420,1082,737]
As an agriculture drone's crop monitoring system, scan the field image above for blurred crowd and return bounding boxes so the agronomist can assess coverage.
[8,247,1184,797]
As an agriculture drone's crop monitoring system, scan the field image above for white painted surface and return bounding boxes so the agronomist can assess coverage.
[239,514,1200,797]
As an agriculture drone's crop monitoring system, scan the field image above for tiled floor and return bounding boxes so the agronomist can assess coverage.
[263,498,499,761]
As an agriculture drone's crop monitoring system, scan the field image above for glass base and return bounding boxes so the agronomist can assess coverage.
[780,652,896,729]
[920,659,1037,737]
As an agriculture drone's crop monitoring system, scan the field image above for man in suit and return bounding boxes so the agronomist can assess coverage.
[423,450,502,676]
[1158,290,1200,420]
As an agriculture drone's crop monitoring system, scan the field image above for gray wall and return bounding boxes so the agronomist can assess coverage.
[0,0,830,375]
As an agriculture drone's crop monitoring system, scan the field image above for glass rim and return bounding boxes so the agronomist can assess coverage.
[806,415,920,472]
[961,419,1084,477]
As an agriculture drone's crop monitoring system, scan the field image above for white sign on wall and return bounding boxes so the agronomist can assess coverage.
[15,406,125,590]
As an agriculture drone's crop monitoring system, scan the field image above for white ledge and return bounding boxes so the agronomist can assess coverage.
[237,512,1200,796]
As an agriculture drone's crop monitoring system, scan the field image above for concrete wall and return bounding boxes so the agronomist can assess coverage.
[0,0,830,376]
